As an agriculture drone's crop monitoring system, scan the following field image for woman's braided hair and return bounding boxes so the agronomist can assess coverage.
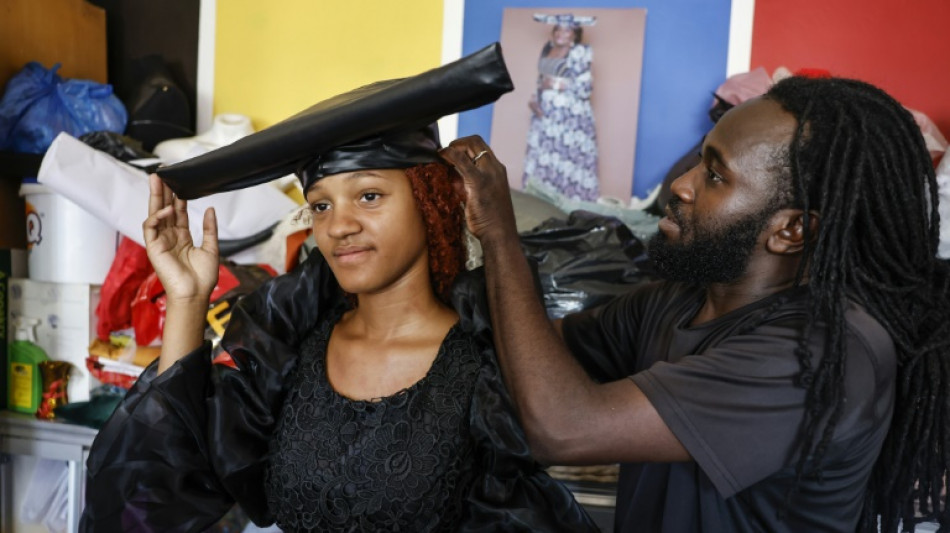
[405,162,466,304]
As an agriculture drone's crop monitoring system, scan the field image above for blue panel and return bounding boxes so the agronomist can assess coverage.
[459,0,731,198]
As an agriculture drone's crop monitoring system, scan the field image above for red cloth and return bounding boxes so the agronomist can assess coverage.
[95,238,154,341]
[130,271,167,346]
[131,262,278,347]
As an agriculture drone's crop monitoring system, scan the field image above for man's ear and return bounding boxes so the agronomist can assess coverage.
[766,209,820,255]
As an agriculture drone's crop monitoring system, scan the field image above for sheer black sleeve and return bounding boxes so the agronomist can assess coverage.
[80,253,343,532]
[452,269,599,532]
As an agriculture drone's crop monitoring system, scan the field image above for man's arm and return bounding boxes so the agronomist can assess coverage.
[442,137,688,465]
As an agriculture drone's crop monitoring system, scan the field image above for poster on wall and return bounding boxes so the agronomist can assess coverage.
[489,7,646,202]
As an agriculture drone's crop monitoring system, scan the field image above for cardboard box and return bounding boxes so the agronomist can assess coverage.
[7,278,101,403]
[0,249,28,409]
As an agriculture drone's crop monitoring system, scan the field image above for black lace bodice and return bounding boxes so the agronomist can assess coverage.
[265,317,481,532]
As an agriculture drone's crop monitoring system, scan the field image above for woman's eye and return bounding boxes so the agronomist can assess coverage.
[361,192,382,202]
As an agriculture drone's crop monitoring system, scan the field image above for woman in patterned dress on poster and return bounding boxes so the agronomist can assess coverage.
[523,13,599,202]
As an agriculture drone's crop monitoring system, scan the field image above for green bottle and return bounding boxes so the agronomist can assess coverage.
[7,317,49,414]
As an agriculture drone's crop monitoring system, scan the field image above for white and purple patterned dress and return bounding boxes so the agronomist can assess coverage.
[523,43,599,202]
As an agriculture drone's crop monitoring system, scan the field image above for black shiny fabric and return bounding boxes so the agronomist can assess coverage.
[155,43,514,200]
[80,253,596,532]
[295,124,441,192]
[519,211,654,319]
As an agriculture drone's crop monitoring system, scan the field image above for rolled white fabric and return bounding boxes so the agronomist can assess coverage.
[38,132,297,248]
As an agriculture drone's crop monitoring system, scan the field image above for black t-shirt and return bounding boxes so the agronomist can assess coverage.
[561,280,896,533]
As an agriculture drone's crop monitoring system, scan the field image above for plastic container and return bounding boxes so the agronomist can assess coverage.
[20,182,117,284]
[7,317,50,414]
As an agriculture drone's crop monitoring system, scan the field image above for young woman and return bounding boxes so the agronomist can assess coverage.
[80,44,597,533]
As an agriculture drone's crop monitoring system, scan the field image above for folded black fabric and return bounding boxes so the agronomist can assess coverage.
[156,42,513,199]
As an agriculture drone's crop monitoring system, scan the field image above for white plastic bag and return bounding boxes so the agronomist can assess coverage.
[38,132,298,249]
[19,458,68,532]
[936,147,950,259]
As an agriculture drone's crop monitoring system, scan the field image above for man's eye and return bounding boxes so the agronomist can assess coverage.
[707,169,723,183]
[310,202,330,213]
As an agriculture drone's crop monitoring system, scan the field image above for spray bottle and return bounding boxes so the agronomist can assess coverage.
[7,317,49,414]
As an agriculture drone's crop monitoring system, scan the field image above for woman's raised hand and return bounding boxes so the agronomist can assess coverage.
[142,173,219,305]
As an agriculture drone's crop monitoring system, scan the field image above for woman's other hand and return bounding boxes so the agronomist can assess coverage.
[529,93,544,118]
[143,173,219,305]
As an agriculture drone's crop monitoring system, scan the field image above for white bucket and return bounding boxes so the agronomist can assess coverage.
[20,183,118,284]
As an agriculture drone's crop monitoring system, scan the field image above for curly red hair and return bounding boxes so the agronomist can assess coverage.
[405,162,466,303]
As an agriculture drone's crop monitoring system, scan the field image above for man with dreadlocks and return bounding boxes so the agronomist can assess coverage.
[441,75,950,532]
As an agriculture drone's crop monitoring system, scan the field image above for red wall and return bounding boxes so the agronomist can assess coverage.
[751,0,950,136]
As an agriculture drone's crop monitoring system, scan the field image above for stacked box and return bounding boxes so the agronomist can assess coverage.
[0,249,27,409]
[7,278,101,403]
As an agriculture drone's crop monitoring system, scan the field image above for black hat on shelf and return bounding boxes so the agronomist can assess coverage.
[155,43,513,199]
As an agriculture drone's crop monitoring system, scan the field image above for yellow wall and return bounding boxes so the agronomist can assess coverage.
[214,0,444,130]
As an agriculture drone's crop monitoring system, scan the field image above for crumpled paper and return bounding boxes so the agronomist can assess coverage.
[936,146,950,259]
[38,132,298,250]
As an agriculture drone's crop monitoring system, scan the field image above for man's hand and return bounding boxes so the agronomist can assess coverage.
[442,138,687,465]
[439,136,518,245]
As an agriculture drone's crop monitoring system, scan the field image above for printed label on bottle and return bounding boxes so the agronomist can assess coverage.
[11,361,34,409]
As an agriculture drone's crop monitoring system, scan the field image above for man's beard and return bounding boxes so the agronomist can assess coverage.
[648,199,776,285]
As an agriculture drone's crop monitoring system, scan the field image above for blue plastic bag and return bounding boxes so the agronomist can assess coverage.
[0,62,127,153]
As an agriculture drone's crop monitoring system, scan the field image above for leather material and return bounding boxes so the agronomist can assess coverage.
[295,123,440,192]
[156,43,514,199]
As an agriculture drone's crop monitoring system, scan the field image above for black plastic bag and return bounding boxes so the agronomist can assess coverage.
[519,210,655,319]
[79,130,154,162]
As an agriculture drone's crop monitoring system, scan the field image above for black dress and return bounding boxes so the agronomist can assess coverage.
[80,253,596,532]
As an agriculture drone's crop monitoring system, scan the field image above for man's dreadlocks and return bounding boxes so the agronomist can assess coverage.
[765,76,950,532]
